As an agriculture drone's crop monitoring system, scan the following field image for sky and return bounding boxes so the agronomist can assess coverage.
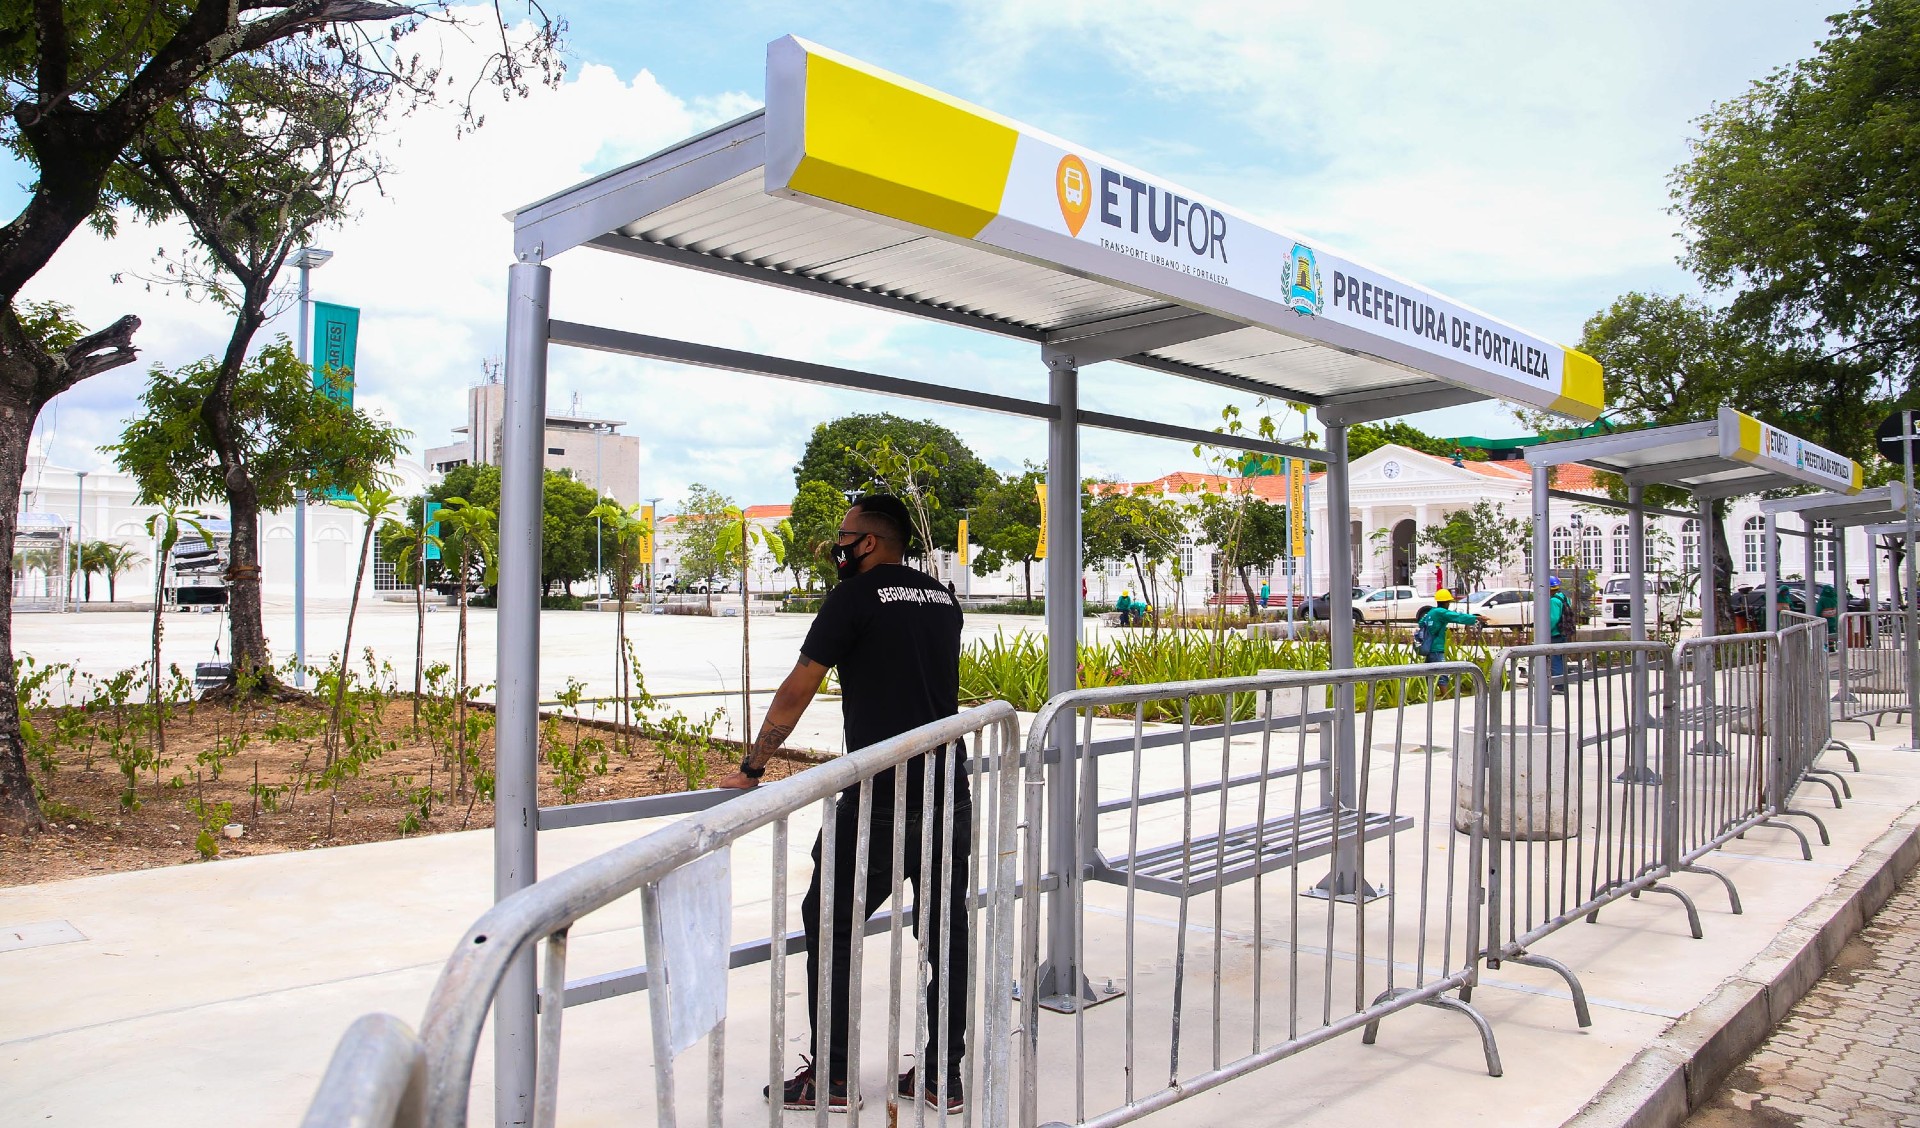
[10,1,1843,514]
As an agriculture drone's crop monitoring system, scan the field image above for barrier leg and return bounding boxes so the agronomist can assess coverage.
[1361,988,1503,1077]
[1678,864,1744,915]
[1504,952,1592,1028]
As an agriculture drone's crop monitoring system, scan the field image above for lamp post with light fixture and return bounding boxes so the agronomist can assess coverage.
[290,246,333,687]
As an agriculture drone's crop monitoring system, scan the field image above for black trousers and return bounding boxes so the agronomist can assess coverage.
[801,776,973,1084]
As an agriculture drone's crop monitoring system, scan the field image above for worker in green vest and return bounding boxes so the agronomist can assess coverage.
[1817,583,1839,651]
[1414,588,1480,690]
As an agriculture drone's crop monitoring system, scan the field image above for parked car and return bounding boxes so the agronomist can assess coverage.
[1355,585,1432,623]
[1461,588,1534,627]
[1303,586,1367,620]
[1600,577,1686,627]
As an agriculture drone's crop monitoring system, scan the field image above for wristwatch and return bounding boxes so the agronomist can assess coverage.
[739,757,766,780]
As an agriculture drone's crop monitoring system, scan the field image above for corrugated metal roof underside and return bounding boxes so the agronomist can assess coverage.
[607,167,1453,405]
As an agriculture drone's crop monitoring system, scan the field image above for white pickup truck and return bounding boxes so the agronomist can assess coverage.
[1600,576,1685,627]
[1354,585,1433,623]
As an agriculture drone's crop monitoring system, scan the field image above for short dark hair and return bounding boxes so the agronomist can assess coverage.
[849,494,912,546]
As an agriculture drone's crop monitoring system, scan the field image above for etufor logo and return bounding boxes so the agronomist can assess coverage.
[1286,243,1323,316]
[1056,154,1091,237]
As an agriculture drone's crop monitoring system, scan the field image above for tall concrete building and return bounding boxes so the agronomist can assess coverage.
[425,383,641,505]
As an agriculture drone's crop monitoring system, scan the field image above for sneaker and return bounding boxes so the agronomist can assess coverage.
[766,1058,857,1112]
[895,1068,965,1115]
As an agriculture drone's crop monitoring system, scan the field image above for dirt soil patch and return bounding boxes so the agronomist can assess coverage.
[3,695,819,887]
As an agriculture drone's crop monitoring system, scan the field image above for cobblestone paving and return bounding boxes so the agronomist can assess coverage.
[1688,866,1920,1127]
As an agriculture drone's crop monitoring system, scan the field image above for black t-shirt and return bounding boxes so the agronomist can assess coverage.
[803,562,963,748]
[801,562,965,807]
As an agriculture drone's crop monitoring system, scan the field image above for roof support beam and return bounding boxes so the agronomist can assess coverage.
[547,319,1325,461]
[1043,308,1242,366]
[1317,383,1485,425]
[1546,487,1695,521]
[1619,456,1740,486]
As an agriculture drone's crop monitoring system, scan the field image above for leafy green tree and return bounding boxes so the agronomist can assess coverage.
[435,497,496,800]
[788,479,846,589]
[970,466,1045,602]
[377,506,440,728]
[1674,0,1920,391]
[1083,484,1187,625]
[793,413,991,551]
[83,540,146,603]
[1347,419,1480,462]
[427,465,602,596]
[588,500,650,750]
[717,512,788,739]
[1196,493,1290,605]
[0,0,561,835]
[673,483,736,609]
[1419,501,1528,596]
[320,482,399,833]
[107,341,407,690]
[850,435,945,574]
[144,506,214,766]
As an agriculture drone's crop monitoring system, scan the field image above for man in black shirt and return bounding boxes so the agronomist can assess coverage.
[717,494,970,1114]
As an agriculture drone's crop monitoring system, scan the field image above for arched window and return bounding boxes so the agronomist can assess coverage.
[1681,520,1700,572]
[1743,516,1767,575]
[1611,524,1631,574]
[1551,525,1574,567]
[1813,519,1835,575]
[1580,525,1604,573]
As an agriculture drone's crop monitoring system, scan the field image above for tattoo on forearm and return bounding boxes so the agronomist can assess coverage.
[746,721,796,770]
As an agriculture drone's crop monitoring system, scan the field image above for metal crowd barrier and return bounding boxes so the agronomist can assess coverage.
[1670,632,1778,901]
[1836,609,1910,737]
[302,703,1024,1128]
[1016,662,1498,1128]
[1773,616,1841,840]
[1479,641,1697,1026]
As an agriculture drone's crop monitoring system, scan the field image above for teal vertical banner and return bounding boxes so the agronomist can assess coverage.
[312,301,360,405]
[424,501,442,562]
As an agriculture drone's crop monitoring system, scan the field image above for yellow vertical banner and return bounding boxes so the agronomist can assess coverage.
[639,504,656,565]
[957,517,970,567]
[1288,460,1306,557]
[1034,481,1048,560]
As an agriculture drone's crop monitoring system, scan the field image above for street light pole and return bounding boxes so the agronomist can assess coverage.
[74,470,88,606]
[646,494,664,608]
[289,246,333,688]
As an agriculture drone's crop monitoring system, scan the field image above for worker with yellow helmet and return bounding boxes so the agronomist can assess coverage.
[1413,588,1481,689]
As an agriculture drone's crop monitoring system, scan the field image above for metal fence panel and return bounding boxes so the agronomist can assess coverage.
[1017,662,1497,1128]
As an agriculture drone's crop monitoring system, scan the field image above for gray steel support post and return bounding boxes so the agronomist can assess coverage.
[1311,418,1379,901]
[1531,463,1553,715]
[1036,352,1096,1008]
[493,260,551,1127]
[1765,512,1781,635]
[1698,496,1717,635]
[1804,518,1817,630]
[1906,412,1918,749]
[293,491,306,685]
[1621,485,1658,783]
[1835,529,1852,704]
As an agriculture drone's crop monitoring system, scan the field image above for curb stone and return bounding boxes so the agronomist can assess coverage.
[1561,801,1920,1127]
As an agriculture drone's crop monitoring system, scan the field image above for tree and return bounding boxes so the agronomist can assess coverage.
[788,479,845,590]
[1673,1,1920,392]
[0,0,563,836]
[1348,419,1481,462]
[1419,502,1528,596]
[716,512,787,744]
[427,464,601,596]
[674,483,735,609]
[1083,484,1187,625]
[1196,493,1289,605]
[970,466,1044,602]
[850,435,944,574]
[377,504,440,729]
[85,540,146,603]
[320,482,398,834]
[588,500,649,750]
[435,497,495,800]
[106,341,407,690]
[793,413,991,551]
[144,505,213,768]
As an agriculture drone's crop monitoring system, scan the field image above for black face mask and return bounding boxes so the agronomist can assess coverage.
[831,536,871,580]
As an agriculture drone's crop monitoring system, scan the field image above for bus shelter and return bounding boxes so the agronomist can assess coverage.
[486,36,1607,1123]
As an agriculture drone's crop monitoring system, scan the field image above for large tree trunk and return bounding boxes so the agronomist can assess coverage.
[0,415,43,834]
[201,309,279,694]
[0,309,140,834]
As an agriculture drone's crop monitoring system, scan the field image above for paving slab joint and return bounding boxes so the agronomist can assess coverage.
[1560,801,1920,1128]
